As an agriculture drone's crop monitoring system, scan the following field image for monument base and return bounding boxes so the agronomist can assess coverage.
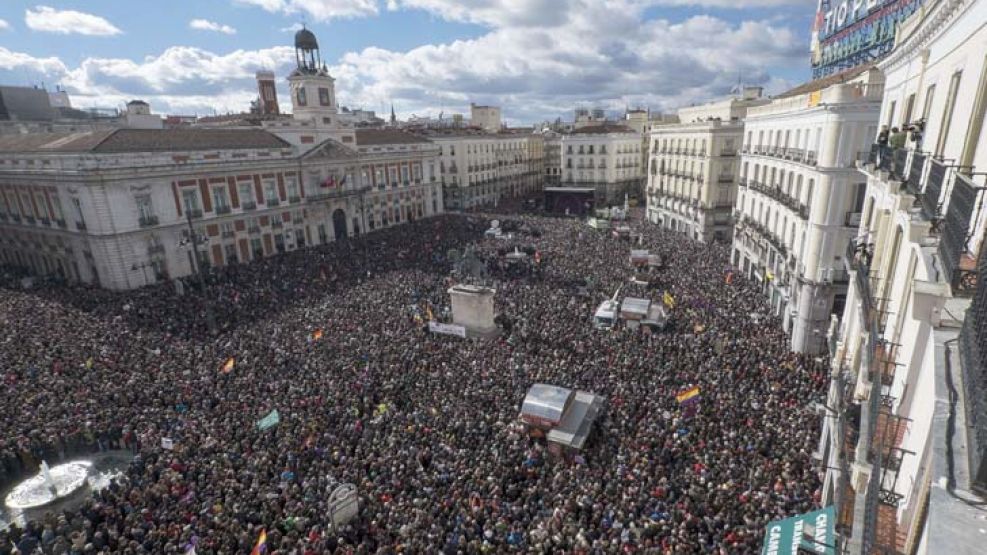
[448,284,499,339]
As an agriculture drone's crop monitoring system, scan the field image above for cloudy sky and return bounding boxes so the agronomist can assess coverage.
[0,1,816,124]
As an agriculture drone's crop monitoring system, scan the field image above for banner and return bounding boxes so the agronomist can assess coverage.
[161,437,174,450]
[428,321,467,338]
[676,386,701,405]
[761,506,836,555]
[257,409,280,431]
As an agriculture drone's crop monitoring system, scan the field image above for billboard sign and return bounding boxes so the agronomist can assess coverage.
[810,0,923,78]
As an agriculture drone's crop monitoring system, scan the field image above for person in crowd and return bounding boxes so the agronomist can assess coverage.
[876,125,889,147]
[0,207,826,554]
[889,126,907,149]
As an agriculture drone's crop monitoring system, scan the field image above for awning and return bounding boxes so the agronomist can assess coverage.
[761,506,835,555]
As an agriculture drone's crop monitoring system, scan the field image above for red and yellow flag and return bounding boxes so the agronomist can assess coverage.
[220,357,235,374]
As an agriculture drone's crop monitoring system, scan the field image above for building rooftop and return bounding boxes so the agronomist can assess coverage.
[0,128,291,153]
[355,128,433,146]
[569,124,635,135]
[776,63,876,99]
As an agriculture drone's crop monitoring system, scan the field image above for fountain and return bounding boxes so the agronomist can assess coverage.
[4,460,92,511]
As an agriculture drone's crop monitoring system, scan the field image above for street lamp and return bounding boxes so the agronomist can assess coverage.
[131,261,152,287]
[177,210,217,334]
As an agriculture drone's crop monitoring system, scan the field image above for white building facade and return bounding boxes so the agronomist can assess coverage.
[818,1,987,553]
[647,121,744,243]
[561,125,644,203]
[733,67,883,354]
[428,130,544,210]
[0,29,443,290]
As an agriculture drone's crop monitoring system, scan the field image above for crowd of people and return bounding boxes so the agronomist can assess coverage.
[0,208,827,554]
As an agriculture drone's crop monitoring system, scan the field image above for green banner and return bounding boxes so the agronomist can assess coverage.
[257,409,280,431]
[761,506,835,555]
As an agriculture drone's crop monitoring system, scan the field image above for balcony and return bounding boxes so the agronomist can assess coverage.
[288,196,301,204]
[271,221,283,229]
[75,221,86,231]
[24,216,36,225]
[55,218,66,229]
[187,209,203,219]
[720,149,737,157]
[248,226,261,235]
[138,214,159,227]
[241,201,257,211]
[40,217,51,226]
[221,230,235,239]
[921,158,947,219]
[846,211,862,228]
[148,244,165,255]
[265,198,281,207]
[215,205,232,215]
[939,171,984,296]
[306,186,372,203]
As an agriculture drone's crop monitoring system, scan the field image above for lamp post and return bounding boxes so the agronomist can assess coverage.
[177,210,217,334]
[131,261,152,287]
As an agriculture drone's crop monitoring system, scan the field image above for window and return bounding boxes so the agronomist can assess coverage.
[71,197,82,220]
[903,93,916,126]
[886,101,896,128]
[921,84,936,120]
[181,189,200,213]
[213,186,229,210]
[935,71,962,157]
[297,87,307,107]
[375,168,384,187]
[263,180,278,203]
[34,193,48,218]
[319,87,331,106]
[136,194,154,220]
[401,166,410,183]
[413,164,422,181]
[238,181,254,205]
[960,55,987,168]
[286,176,299,199]
[51,195,64,220]
[388,167,398,184]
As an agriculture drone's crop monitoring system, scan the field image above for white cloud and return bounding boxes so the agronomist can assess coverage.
[1,0,809,122]
[331,4,807,122]
[190,19,237,35]
[0,46,67,74]
[24,5,122,36]
[0,19,10,31]
[280,23,305,32]
[235,0,379,21]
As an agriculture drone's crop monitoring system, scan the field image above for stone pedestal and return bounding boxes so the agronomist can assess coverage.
[448,284,499,338]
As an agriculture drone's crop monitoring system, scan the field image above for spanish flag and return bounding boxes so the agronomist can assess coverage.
[675,386,701,405]
[220,357,235,374]
[250,528,267,555]
[765,270,775,281]
[426,305,434,321]
[312,329,323,341]
[663,291,676,309]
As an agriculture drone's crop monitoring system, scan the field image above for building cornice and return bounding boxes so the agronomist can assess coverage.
[879,0,975,73]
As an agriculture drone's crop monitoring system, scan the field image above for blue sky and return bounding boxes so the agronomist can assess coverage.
[0,1,817,123]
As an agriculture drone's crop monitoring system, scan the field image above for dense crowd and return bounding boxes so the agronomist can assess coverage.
[0,210,827,554]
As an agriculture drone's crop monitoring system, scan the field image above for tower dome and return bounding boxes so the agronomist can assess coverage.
[294,28,318,50]
[293,26,322,74]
